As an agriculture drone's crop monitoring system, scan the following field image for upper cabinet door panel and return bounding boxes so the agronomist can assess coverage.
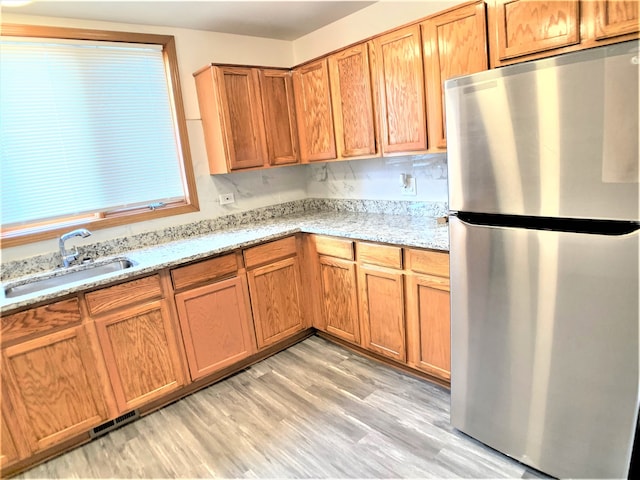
[215,66,267,170]
[328,43,378,159]
[422,1,488,150]
[592,0,639,39]
[373,25,428,154]
[258,69,300,166]
[292,59,337,162]
[493,0,580,61]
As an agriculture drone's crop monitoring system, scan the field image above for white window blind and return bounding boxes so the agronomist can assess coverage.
[0,37,187,227]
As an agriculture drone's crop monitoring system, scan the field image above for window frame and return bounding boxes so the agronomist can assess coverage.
[0,23,199,248]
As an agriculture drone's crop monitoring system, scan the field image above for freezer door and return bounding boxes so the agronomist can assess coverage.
[449,216,639,479]
[446,40,639,221]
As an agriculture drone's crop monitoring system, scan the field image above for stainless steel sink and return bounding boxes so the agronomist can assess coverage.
[3,258,135,298]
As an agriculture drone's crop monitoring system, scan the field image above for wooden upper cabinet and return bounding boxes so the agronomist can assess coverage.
[328,42,379,159]
[489,0,581,66]
[422,1,488,150]
[590,0,639,40]
[258,69,300,166]
[292,59,337,162]
[194,65,268,173]
[488,0,638,66]
[373,25,428,155]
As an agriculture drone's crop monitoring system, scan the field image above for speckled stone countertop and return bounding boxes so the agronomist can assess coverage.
[1,201,449,314]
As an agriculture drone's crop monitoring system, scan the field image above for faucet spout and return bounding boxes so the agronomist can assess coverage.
[59,228,92,268]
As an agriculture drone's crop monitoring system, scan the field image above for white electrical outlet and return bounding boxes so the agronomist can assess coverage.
[219,193,235,205]
[401,177,417,196]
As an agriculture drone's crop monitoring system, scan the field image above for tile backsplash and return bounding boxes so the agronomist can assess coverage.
[306,153,448,202]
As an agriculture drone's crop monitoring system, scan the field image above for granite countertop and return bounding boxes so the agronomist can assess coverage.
[0,209,449,314]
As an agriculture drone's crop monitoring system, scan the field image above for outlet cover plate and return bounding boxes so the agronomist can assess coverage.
[401,177,417,196]
[219,193,235,205]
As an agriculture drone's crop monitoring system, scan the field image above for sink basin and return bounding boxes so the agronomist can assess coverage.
[3,258,135,298]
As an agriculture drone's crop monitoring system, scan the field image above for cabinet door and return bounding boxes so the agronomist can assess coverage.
[328,43,378,159]
[0,409,18,467]
[490,0,580,64]
[373,25,427,155]
[247,257,304,348]
[0,383,29,469]
[318,256,360,344]
[422,1,488,150]
[95,300,185,412]
[174,276,256,380]
[2,326,109,452]
[592,0,639,40]
[406,274,451,381]
[258,69,300,166]
[292,59,337,162]
[215,66,267,170]
[358,265,406,361]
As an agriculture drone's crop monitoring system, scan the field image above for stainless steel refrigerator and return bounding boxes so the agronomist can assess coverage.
[445,40,639,479]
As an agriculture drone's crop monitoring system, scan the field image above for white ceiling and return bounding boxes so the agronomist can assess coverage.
[2,1,378,40]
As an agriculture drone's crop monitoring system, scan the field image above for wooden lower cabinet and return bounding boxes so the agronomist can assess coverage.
[94,300,185,412]
[2,326,110,452]
[174,276,256,380]
[405,274,451,380]
[1,386,29,468]
[358,264,406,362]
[318,256,360,344]
[1,409,19,467]
[247,256,305,348]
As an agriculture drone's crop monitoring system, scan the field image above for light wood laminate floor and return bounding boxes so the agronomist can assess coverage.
[16,336,548,479]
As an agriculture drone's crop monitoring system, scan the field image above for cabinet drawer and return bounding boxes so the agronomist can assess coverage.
[357,242,402,269]
[85,275,163,316]
[1,298,81,345]
[406,249,449,277]
[314,235,354,260]
[171,254,238,291]
[244,236,297,268]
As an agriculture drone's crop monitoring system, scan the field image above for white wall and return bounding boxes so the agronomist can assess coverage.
[0,12,308,262]
[1,2,456,263]
[306,155,448,203]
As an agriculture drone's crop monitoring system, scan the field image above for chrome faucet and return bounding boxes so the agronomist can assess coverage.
[59,229,92,268]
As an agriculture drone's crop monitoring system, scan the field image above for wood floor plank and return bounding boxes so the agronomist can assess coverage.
[15,336,548,479]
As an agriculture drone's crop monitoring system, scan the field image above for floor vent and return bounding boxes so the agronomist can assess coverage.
[90,410,139,438]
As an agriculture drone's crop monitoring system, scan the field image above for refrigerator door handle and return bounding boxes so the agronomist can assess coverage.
[454,212,640,236]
